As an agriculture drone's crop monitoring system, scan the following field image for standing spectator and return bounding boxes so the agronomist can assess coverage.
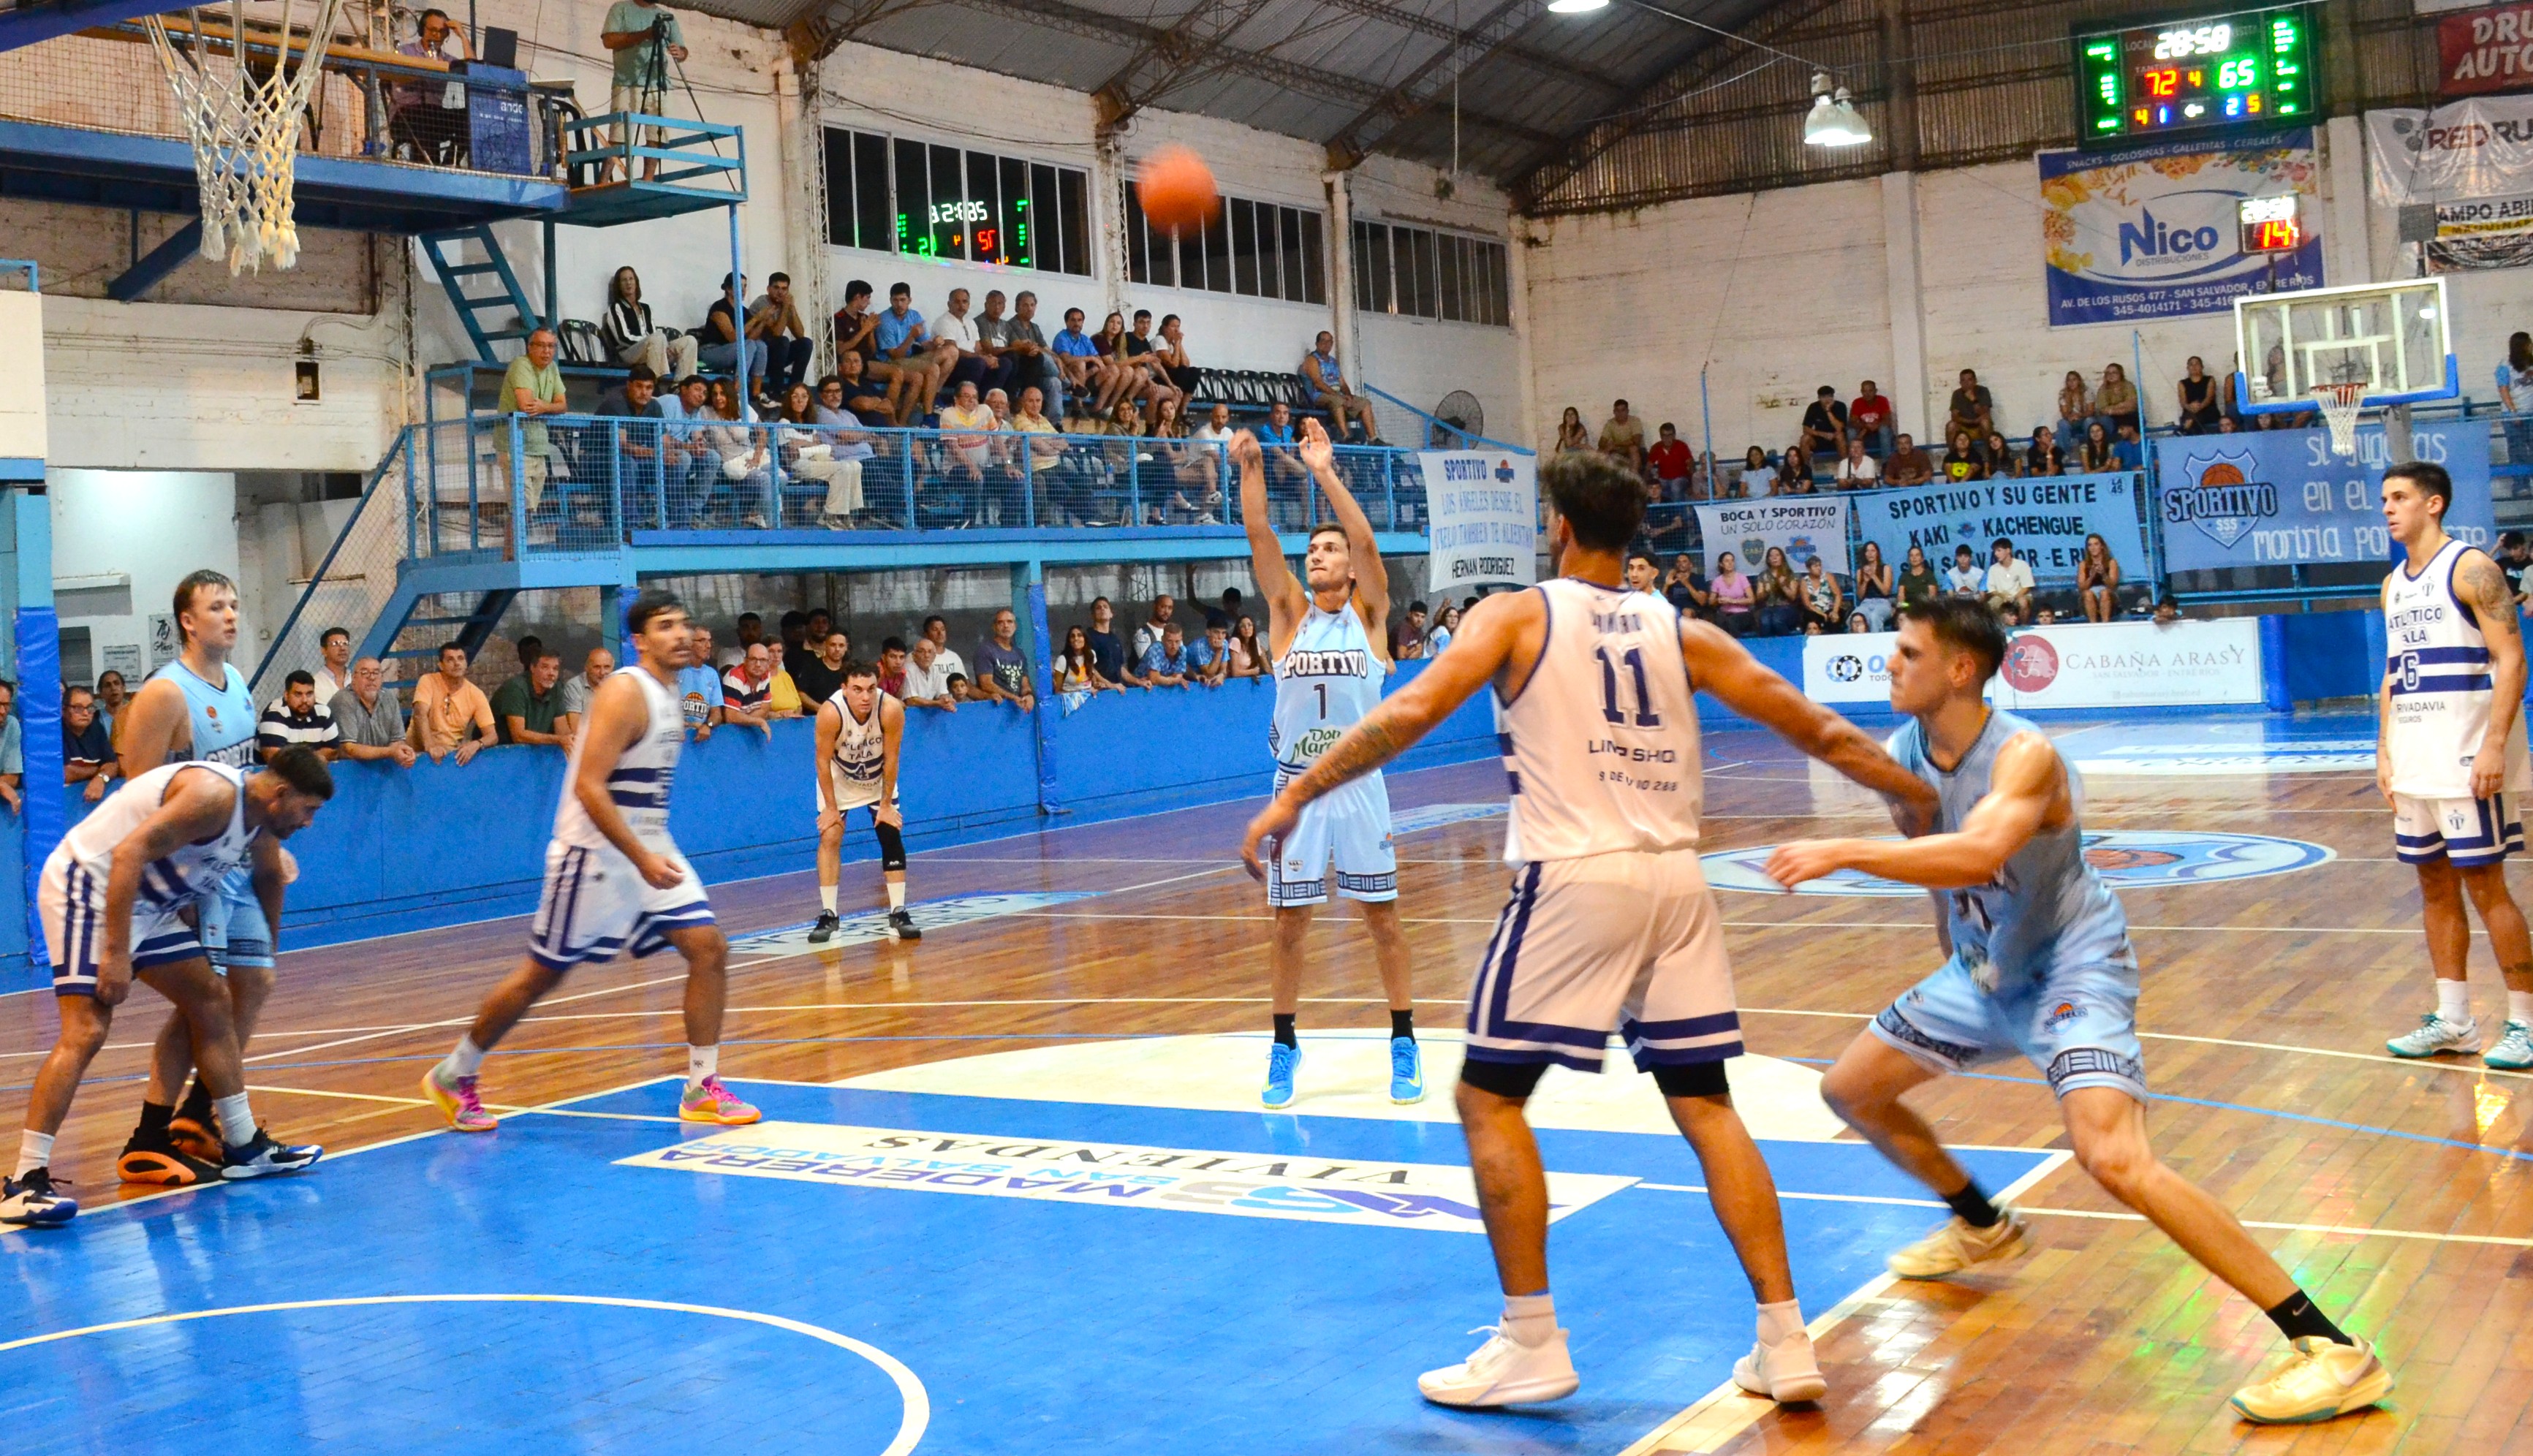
[1137,623,1194,688]
[1895,545,1941,610]
[2096,362,2140,435]
[700,273,769,406]
[1598,400,1647,476]
[721,641,776,736]
[492,649,567,747]
[257,670,342,762]
[676,625,722,740]
[1947,368,1994,440]
[1389,601,1429,661]
[1849,381,1894,456]
[599,0,686,182]
[793,628,849,707]
[875,637,909,699]
[330,657,417,765]
[918,615,966,683]
[2055,369,2094,452]
[902,636,957,709]
[1983,537,2034,619]
[314,626,355,702]
[1799,556,1845,633]
[601,265,698,380]
[2496,529,2533,607]
[2502,333,2533,465]
[764,640,805,719]
[1709,552,1754,636]
[2078,532,2122,623]
[1302,330,1378,443]
[1833,437,1879,489]
[1648,422,1692,499]
[2154,593,2183,625]
[500,327,568,531]
[95,669,130,758]
[559,647,614,742]
[1799,386,1847,460]
[1134,594,1178,660]
[946,673,972,702]
[2176,355,2222,434]
[1883,433,1934,486]
[62,685,117,802]
[2079,419,2118,472]
[412,642,496,764]
[2025,428,2067,478]
[1086,597,1129,686]
[748,273,817,401]
[972,607,1036,711]
[1852,541,1896,631]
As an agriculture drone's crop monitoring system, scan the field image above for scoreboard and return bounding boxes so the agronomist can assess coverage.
[2075,5,2315,149]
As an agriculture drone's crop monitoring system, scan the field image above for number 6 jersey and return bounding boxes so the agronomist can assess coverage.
[2382,537,2532,800]
[1496,577,1704,865]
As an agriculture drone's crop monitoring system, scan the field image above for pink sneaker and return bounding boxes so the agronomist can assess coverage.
[423,1065,496,1133]
[678,1076,761,1126]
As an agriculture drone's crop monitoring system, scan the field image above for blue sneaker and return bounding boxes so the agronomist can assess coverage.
[1390,1036,1425,1104]
[1262,1041,1303,1110]
[0,1167,76,1226]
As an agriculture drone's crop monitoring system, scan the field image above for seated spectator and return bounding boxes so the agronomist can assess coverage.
[764,640,804,718]
[1948,367,1994,439]
[315,626,355,702]
[774,381,861,526]
[601,364,667,512]
[1426,604,1459,654]
[703,378,771,527]
[95,669,130,758]
[946,672,971,702]
[491,648,566,747]
[830,278,882,399]
[1852,541,1895,631]
[559,648,613,742]
[1849,381,1894,455]
[1983,537,2035,619]
[1648,423,1692,499]
[828,351,894,428]
[1883,433,1934,486]
[1134,595,1178,660]
[1982,429,2019,479]
[749,272,817,400]
[1800,556,1845,633]
[1946,545,1985,596]
[1086,597,1129,686]
[1774,448,1815,495]
[1754,547,1804,637]
[63,684,117,801]
[1191,619,1233,686]
[2078,531,2121,623]
[1053,624,1123,706]
[1139,623,1194,688]
[700,273,769,404]
[1303,330,1379,443]
[1050,307,1103,418]
[602,265,699,382]
[0,679,20,814]
[2096,362,2140,435]
[1738,445,1774,498]
[1154,314,1201,413]
[938,380,997,521]
[870,282,937,425]
[1227,615,1265,678]
[1710,552,1754,635]
[2154,593,2183,625]
[1665,553,1713,620]
[389,8,469,164]
[2055,369,2093,452]
[2025,428,2066,478]
[678,626,722,739]
[1799,386,1847,458]
[2078,418,2117,472]
[720,641,776,736]
[1942,428,1984,482]
[656,373,715,527]
[1553,407,1590,454]
[2176,355,2222,434]
[1599,399,1648,476]
[330,656,417,765]
[790,628,848,707]
[1833,436,1878,489]
[727,613,765,665]
[1895,545,1941,610]
[971,607,1035,711]
[1390,601,1429,661]
[932,287,990,401]
[412,642,495,764]
[2113,422,2143,471]
[875,637,909,699]
[902,636,957,709]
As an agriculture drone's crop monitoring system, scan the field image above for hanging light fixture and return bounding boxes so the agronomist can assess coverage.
[1803,72,1871,147]
[1545,0,1608,12]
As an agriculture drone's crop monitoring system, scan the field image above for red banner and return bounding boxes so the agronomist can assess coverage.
[2442,5,2533,96]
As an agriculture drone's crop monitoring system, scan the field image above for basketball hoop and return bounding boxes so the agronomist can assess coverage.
[143,0,346,275]
[2311,381,2369,459]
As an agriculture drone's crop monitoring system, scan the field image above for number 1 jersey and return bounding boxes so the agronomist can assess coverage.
[1271,601,1385,773]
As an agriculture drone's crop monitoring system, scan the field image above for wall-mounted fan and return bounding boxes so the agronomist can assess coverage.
[1429,390,1483,449]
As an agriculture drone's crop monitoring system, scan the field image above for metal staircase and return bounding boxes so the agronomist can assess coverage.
[386,590,519,667]
[417,225,539,363]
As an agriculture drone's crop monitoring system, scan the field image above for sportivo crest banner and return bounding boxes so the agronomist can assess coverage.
[2154,421,2496,572]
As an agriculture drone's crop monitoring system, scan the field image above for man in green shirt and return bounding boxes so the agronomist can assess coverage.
[491,648,567,747]
[601,0,686,181]
[501,328,569,543]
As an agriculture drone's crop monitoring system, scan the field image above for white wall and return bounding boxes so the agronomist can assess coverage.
[48,470,241,680]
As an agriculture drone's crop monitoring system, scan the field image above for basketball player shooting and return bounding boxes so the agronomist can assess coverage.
[1241,451,1939,1409]
[1233,421,1418,1110]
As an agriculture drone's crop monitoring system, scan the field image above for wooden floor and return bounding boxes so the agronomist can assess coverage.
[4,720,2525,1453]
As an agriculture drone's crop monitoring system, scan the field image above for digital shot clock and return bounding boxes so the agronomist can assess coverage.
[2074,5,2316,149]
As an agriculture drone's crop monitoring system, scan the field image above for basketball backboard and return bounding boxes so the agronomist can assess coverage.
[2233,277,2456,414]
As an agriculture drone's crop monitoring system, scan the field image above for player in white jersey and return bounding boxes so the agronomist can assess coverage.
[1,751,333,1225]
[1773,599,2390,1425]
[1241,452,1939,1409]
[422,591,761,1133]
[2372,461,2533,1068]
[1232,420,1420,1111]
[807,661,922,944]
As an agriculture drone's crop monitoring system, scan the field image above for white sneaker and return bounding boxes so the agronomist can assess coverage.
[2487,1020,2533,1071]
[1887,1210,2029,1278]
[2230,1337,2392,1424]
[2387,1012,2478,1059]
[1733,1331,1828,1403]
[1417,1326,1580,1407]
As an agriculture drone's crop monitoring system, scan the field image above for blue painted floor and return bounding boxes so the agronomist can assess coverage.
[0,1078,2050,1454]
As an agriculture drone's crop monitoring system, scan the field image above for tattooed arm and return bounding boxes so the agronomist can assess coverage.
[2461,547,2527,800]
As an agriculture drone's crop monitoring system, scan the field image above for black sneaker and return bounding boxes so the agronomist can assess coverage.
[220,1130,324,1180]
[887,909,922,941]
[117,1126,222,1186]
[0,1167,76,1226]
[807,911,840,944]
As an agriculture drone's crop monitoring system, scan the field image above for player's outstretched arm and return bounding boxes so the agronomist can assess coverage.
[1681,618,1936,826]
[1233,431,1304,629]
[574,675,681,889]
[1765,732,2060,891]
[1299,418,1390,632]
[2461,547,2527,799]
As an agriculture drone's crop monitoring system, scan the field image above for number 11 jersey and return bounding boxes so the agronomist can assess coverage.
[1497,577,1704,865]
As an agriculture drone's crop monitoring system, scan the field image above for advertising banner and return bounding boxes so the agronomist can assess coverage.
[1849,473,2148,587]
[1801,619,2264,710]
[1421,451,1538,590]
[1693,497,1851,578]
[2365,95,2533,269]
[2154,420,2496,573]
[2439,6,2533,98]
[2040,131,2322,326]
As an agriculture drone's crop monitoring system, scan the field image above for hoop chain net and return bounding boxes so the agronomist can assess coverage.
[2312,381,2369,460]
[144,0,346,274]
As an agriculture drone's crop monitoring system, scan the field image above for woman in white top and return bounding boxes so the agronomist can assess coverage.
[702,379,770,527]
[1426,603,1460,654]
[600,266,699,381]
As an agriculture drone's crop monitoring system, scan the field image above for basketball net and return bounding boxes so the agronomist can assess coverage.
[144,0,347,275]
[2311,381,2369,460]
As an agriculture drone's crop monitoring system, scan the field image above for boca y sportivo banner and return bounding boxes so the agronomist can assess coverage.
[2155,421,2497,572]
[2040,131,2322,325]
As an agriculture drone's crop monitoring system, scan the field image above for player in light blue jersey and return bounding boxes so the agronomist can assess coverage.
[1768,598,2390,1427]
[1233,420,1419,1110]
[107,569,289,1186]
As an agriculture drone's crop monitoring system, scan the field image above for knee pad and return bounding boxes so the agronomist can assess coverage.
[874,819,908,873]
[1458,1057,1548,1100]
[1651,1061,1730,1099]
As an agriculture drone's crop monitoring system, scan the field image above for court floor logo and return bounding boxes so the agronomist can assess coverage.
[1700,830,2333,896]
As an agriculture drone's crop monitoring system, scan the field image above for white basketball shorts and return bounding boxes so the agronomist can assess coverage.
[2393,791,2522,868]
[1268,768,1396,908]
[529,838,716,972]
[1463,849,1742,1074]
[39,857,207,996]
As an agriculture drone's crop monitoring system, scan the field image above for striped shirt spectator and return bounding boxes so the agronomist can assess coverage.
[721,641,775,736]
[259,670,343,762]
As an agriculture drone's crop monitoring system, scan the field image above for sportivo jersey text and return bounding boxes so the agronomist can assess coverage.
[156,659,258,767]
[1889,710,2131,990]
[2383,537,2532,799]
[555,668,684,850]
[56,762,256,911]
[1271,601,1383,772]
[828,691,888,809]
[1496,578,1703,863]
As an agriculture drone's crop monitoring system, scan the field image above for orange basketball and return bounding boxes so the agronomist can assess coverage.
[1137,145,1219,236]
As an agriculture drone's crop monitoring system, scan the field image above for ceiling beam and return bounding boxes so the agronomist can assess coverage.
[1321,0,1541,170]
[1304,0,1632,98]
[786,0,915,66]
[1091,0,1284,134]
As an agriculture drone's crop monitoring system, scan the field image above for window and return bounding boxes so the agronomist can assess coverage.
[1122,181,1327,304]
[821,126,1091,276]
[1350,219,1510,327]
